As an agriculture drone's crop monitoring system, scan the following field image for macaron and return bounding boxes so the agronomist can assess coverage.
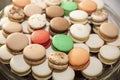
[30,0,47,9]
[10,54,31,76]
[23,44,46,65]
[0,17,11,26]
[98,23,119,42]
[68,47,90,70]
[85,34,104,53]
[60,1,77,15]
[82,57,103,79]
[98,45,120,65]
[52,67,75,80]
[2,22,22,38]
[7,6,25,22]
[69,24,91,43]
[107,34,120,48]
[31,30,51,49]
[46,6,64,19]
[21,20,31,34]
[48,52,68,71]
[6,33,29,55]
[74,43,90,52]
[4,4,13,17]
[69,10,88,24]
[12,0,30,8]
[32,59,52,80]
[92,0,104,10]
[91,10,108,25]
[24,4,42,17]
[49,17,70,36]
[78,0,97,15]
[28,14,46,30]
[0,45,14,64]
[45,0,61,6]
[0,30,6,46]
[52,34,73,53]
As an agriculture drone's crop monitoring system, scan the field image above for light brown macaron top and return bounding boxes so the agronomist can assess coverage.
[50,17,70,32]
[23,44,46,61]
[78,0,97,15]
[48,52,68,65]
[46,6,64,19]
[12,0,30,8]
[24,4,42,17]
[99,23,119,41]
[2,22,22,34]
[6,33,29,52]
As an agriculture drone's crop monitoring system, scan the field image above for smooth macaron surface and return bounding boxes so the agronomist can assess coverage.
[31,30,50,44]
[68,48,90,66]
[52,34,73,52]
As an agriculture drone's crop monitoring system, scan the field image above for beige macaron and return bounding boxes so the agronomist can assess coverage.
[98,45,120,65]
[23,44,46,65]
[10,54,31,76]
[6,33,29,54]
[69,10,88,24]
[48,52,68,71]
[2,22,22,38]
[7,6,25,22]
[32,59,52,80]
[69,24,91,43]
[45,0,61,6]
[0,45,14,64]
[98,23,119,42]
[24,4,42,17]
[86,34,104,53]
[28,14,46,30]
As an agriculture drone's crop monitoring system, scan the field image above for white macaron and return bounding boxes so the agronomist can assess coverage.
[82,57,103,79]
[92,0,104,10]
[98,45,120,65]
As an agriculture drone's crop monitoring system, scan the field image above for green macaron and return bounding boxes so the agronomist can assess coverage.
[52,34,73,53]
[60,1,78,16]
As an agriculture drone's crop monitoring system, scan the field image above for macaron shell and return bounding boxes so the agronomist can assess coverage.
[42,39,52,49]
[6,33,29,52]
[24,4,42,17]
[12,0,30,8]
[31,30,50,44]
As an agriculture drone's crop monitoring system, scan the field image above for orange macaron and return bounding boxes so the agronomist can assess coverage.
[68,47,90,70]
[12,0,30,8]
[78,0,97,15]
[31,30,51,49]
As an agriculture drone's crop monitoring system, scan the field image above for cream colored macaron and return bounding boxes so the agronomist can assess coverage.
[10,54,31,76]
[82,57,103,79]
[32,59,52,80]
[69,10,88,24]
[28,14,46,30]
[69,24,91,43]
[98,45,120,65]
[74,43,90,52]
[0,30,6,46]
[45,0,61,6]
[107,34,120,48]
[86,34,104,53]
[0,45,14,64]
[0,17,11,26]
[52,67,75,80]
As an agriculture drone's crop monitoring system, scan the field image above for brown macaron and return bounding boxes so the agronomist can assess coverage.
[46,6,64,19]
[23,44,46,65]
[24,4,42,17]
[2,22,22,38]
[49,17,70,36]
[8,6,25,22]
[78,0,97,15]
[98,23,119,42]
[6,33,29,55]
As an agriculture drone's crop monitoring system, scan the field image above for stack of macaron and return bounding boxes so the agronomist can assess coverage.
[0,0,120,80]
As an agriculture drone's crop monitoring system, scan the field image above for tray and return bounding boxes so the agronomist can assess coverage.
[0,3,120,80]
